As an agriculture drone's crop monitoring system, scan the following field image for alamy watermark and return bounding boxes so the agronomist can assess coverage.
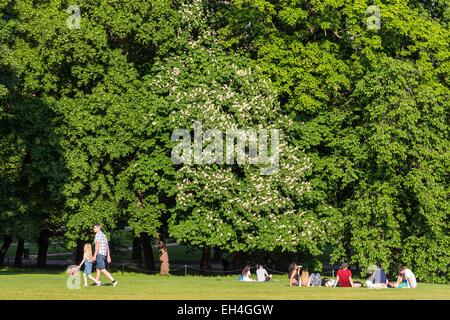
[66,5,81,30]
[366,5,381,31]
[66,270,81,289]
[171,121,280,175]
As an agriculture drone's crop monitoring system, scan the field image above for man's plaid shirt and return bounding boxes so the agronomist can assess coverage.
[95,231,109,256]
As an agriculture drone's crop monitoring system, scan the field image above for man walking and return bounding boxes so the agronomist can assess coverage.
[93,224,118,287]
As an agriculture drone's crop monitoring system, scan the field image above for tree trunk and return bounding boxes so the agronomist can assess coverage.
[155,233,170,275]
[37,229,50,268]
[14,238,25,267]
[0,235,13,266]
[131,237,142,263]
[75,239,84,265]
[276,252,293,273]
[232,252,247,271]
[134,192,157,272]
[212,246,222,262]
[140,233,155,271]
[200,246,211,274]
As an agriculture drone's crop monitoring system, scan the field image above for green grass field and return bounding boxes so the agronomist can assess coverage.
[0,268,449,300]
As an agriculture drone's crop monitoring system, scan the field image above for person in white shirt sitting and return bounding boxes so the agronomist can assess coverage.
[256,264,272,282]
[389,264,417,288]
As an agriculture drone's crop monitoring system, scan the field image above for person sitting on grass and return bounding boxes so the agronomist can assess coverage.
[366,262,388,289]
[389,265,417,288]
[334,262,354,288]
[288,263,301,286]
[300,270,311,287]
[241,265,254,282]
[256,264,272,282]
[77,243,100,287]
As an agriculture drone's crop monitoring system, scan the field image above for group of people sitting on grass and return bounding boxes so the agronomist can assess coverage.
[287,262,417,288]
[288,263,328,287]
[238,261,417,288]
[368,263,417,289]
[239,264,273,282]
[239,260,417,288]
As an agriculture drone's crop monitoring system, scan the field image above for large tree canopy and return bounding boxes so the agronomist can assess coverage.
[0,0,448,282]
[217,0,450,281]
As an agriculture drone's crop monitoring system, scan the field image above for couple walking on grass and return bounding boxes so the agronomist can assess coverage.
[77,224,118,287]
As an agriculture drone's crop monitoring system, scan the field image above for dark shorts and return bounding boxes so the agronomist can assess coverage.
[96,254,106,270]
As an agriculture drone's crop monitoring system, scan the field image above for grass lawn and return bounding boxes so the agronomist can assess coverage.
[0,268,449,300]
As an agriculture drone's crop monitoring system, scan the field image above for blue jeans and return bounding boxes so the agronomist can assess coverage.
[96,254,106,270]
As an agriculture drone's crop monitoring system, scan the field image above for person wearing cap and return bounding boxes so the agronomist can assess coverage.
[334,262,354,288]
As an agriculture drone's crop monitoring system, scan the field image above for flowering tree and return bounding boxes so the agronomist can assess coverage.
[141,1,328,269]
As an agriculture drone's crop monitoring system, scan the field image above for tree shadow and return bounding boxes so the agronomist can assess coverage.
[0,266,67,275]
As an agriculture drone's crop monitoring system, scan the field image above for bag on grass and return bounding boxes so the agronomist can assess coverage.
[322,278,337,287]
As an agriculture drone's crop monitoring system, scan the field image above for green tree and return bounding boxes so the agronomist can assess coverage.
[217,0,450,281]
[146,1,325,269]
[5,0,184,273]
[1,0,68,266]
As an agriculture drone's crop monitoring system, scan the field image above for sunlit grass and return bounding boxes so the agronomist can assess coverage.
[1,268,448,300]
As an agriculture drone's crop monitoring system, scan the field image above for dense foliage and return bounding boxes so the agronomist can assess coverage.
[0,0,448,282]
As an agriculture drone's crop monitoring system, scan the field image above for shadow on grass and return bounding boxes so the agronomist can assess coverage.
[0,266,66,275]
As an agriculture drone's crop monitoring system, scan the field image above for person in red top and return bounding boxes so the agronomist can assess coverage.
[334,262,354,287]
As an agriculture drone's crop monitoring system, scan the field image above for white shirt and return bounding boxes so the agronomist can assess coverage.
[256,268,268,282]
[404,269,417,288]
[242,271,254,282]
